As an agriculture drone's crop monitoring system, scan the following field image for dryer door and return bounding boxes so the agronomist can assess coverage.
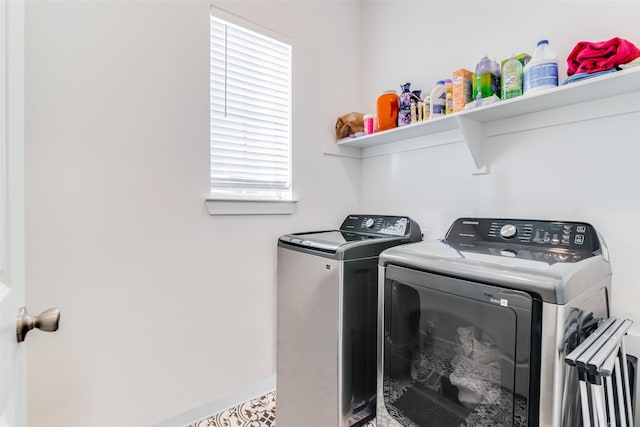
[381,265,541,427]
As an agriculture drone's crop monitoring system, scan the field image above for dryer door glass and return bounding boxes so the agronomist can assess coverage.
[383,265,538,427]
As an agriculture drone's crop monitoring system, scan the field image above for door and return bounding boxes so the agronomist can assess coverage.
[380,265,541,427]
[1,0,27,426]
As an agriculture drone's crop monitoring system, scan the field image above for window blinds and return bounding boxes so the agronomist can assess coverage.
[210,15,292,199]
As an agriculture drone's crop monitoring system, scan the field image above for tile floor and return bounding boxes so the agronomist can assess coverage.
[189,392,276,427]
[189,391,377,426]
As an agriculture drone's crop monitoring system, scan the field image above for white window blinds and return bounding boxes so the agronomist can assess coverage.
[210,13,292,200]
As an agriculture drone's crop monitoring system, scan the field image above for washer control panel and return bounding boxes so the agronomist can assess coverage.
[340,215,410,237]
[445,218,600,263]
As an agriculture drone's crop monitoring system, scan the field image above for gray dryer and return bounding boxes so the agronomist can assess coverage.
[377,217,611,427]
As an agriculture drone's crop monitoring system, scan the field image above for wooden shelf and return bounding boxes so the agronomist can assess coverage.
[327,66,640,173]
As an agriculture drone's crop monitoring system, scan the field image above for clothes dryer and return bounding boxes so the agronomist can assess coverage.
[377,218,611,427]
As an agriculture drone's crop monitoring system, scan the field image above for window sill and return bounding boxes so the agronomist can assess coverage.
[205,199,298,216]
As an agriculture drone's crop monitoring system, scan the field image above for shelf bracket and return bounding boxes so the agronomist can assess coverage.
[456,115,487,174]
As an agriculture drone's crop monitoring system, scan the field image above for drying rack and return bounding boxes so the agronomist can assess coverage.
[565,317,635,427]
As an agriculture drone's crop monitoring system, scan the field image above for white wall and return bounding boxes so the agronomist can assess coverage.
[360,0,640,351]
[361,1,640,108]
[24,1,361,426]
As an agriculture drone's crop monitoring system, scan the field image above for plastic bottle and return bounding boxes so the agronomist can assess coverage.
[423,96,431,120]
[398,82,413,127]
[444,79,453,115]
[375,91,399,132]
[430,81,446,117]
[502,54,523,99]
[474,54,499,100]
[363,114,375,134]
[410,90,422,123]
[491,60,501,98]
[523,40,558,94]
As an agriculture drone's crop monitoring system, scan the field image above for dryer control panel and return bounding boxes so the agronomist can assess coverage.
[445,218,601,263]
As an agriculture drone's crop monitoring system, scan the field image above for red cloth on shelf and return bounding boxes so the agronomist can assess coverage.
[567,37,640,76]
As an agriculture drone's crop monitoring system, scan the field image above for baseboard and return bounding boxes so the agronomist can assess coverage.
[151,375,276,427]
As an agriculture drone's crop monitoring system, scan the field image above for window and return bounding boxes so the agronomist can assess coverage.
[209,9,293,211]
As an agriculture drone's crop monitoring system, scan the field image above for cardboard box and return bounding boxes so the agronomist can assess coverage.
[452,68,473,112]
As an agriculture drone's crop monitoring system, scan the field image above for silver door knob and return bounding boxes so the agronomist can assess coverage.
[16,307,60,343]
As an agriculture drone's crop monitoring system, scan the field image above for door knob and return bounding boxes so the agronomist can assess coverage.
[16,307,60,343]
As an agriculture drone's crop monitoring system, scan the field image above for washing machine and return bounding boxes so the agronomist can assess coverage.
[377,217,611,427]
[277,215,422,427]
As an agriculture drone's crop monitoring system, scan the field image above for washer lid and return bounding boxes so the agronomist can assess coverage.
[278,215,423,259]
[379,218,611,304]
[279,230,392,253]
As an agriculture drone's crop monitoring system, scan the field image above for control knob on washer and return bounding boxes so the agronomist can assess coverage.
[500,224,518,239]
[364,218,375,228]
